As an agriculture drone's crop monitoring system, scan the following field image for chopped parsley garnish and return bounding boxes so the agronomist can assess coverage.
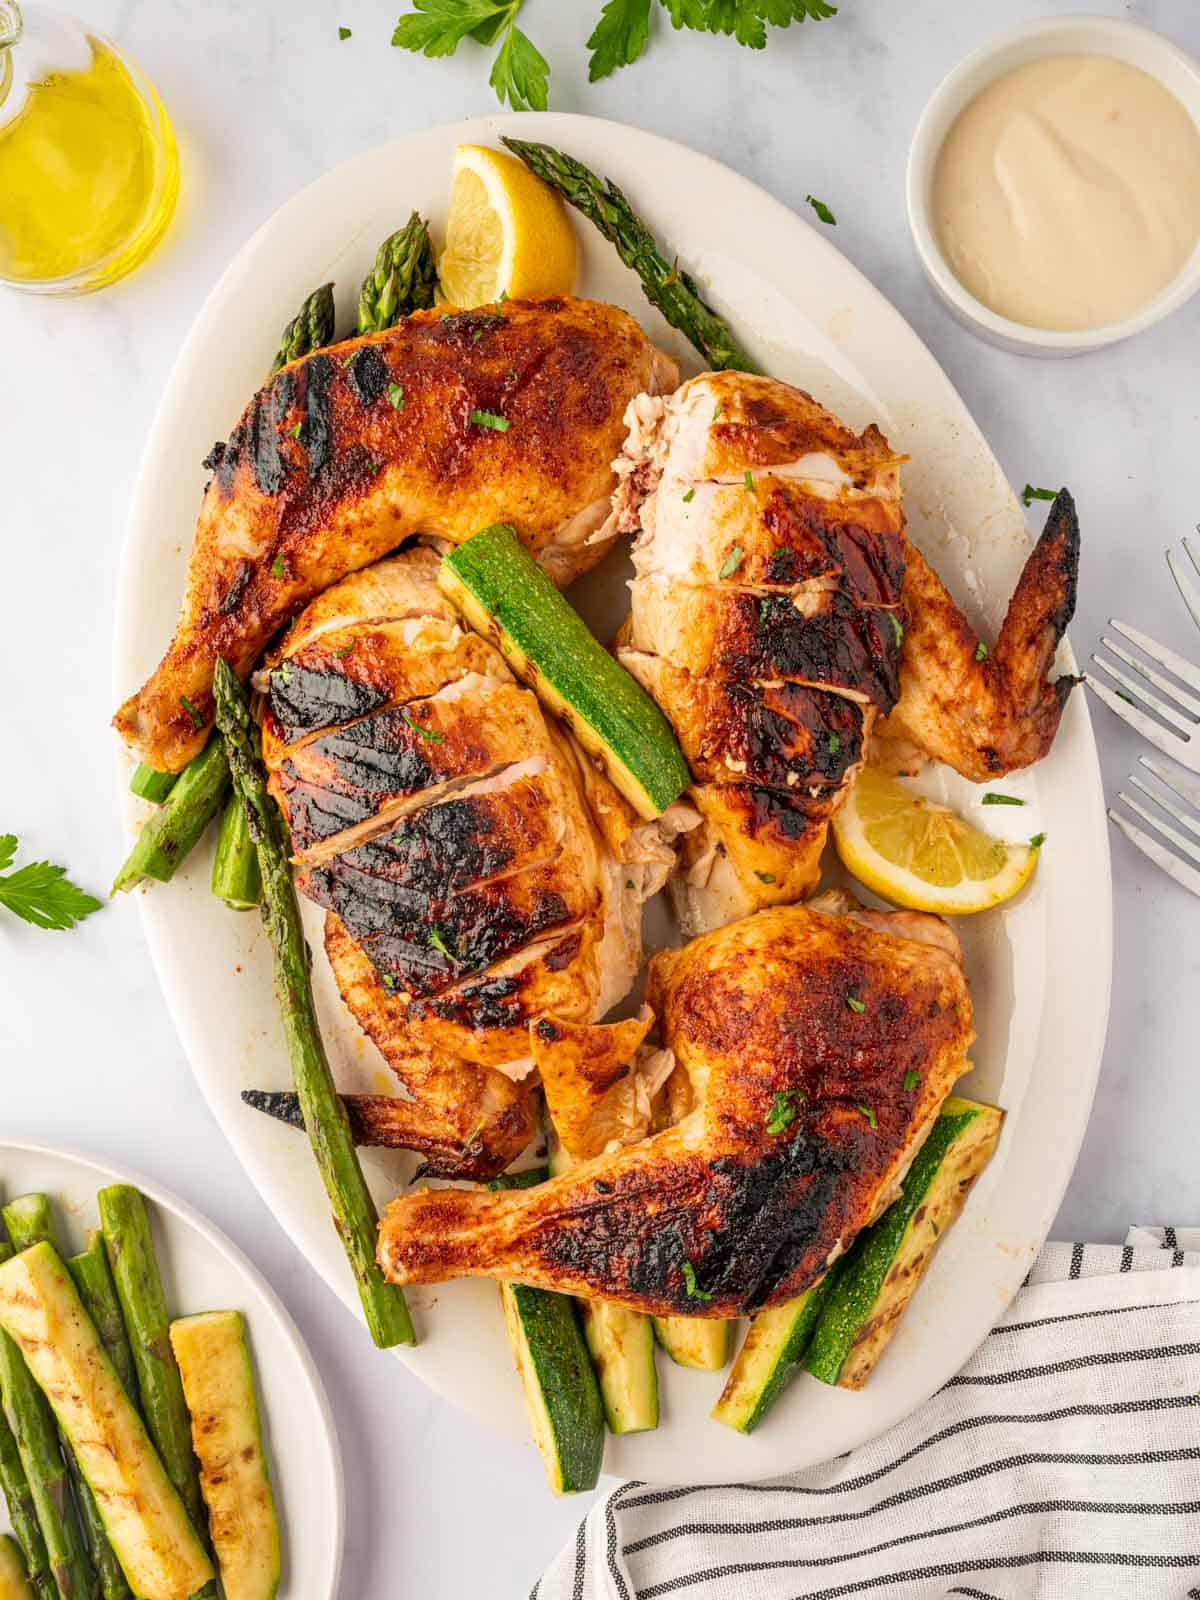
[902,1069,920,1092]
[765,1089,802,1135]
[339,352,356,368]
[682,487,696,503]
[974,641,988,661]
[982,792,1024,806]
[759,598,772,624]
[464,1120,485,1147]
[827,731,841,754]
[387,382,405,411]
[333,642,355,659]
[496,289,508,305]
[889,612,904,647]
[179,694,205,730]
[718,544,744,579]
[1021,483,1058,506]
[1029,832,1047,849]
[288,421,302,440]
[931,1219,940,1237]
[755,870,776,883]
[381,972,398,991]
[276,662,292,684]
[428,928,455,960]
[846,993,866,1014]
[470,408,510,432]
[1115,689,1135,705]
[712,402,723,422]
[743,469,755,494]
[624,879,635,890]
[402,708,445,742]
[806,194,837,226]
[682,1262,712,1302]
[0,834,102,932]
[271,552,287,580]
[855,1103,877,1129]
[338,25,352,39]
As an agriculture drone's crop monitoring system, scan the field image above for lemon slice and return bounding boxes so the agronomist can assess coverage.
[438,144,577,307]
[832,766,1039,914]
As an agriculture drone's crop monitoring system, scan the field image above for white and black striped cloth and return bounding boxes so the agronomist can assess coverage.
[535,1228,1200,1600]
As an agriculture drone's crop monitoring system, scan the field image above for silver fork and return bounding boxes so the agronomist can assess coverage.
[1084,537,1200,894]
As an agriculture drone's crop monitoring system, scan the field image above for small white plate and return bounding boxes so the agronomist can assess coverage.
[0,1142,343,1598]
[112,111,1112,1485]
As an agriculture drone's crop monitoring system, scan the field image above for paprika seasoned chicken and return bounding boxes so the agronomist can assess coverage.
[262,547,678,1179]
[378,894,974,1316]
[115,298,677,773]
[614,371,1079,932]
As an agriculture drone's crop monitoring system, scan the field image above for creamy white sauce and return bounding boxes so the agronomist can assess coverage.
[932,54,1200,331]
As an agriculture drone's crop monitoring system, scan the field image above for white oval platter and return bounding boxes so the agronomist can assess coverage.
[111,111,1112,1485]
[0,1141,343,1594]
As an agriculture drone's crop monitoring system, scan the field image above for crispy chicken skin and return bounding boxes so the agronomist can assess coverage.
[114,298,677,772]
[264,550,647,1179]
[615,372,1079,930]
[877,490,1080,780]
[378,898,974,1315]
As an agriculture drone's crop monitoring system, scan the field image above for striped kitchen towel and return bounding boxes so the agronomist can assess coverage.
[535,1228,1200,1600]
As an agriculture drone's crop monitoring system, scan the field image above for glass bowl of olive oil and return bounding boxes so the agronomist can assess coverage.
[0,3,179,293]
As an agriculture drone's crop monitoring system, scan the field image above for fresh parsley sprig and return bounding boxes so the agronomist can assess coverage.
[0,835,102,932]
[392,0,550,111]
[589,0,837,81]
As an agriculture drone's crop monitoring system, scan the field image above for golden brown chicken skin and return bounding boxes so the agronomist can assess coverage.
[114,298,677,772]
[377,899,974,1314]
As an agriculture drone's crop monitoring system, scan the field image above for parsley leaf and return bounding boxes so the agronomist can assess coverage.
[271,552,287,580]
[827,731,841,754]
[743,468,755,493]
[587,0,652,81]
[981,792,1024,806]
[179,694,205,731]
[765,1088,802,1135]
[334,642,355,659]
[755,870,776,883]
[855,1102,877,1129]
[846,992,865,1014]
[974,641,988,662]
[338,25,352,39]
[718,544,744,579]
[489,19,550,110]
[402,708,446,742]
[469,408,510,432]
[428,927,456,959]
[889,612,904,647]
[0,835,102,931]
[288,421,303,440]
[806,193,836,225]
[387,382,405,411]
[1021,483,1058,506]
[902,1070,920,1092]
[682,1261,712,1301]
[682,487,696,503]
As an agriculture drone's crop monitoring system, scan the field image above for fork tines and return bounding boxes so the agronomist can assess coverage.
[1109,757,1200,898]
[1085,616,1200,774]
[1167,533,1200,634]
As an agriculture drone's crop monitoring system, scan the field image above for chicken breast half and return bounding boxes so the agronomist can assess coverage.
[115,297,678,772]
[263,547,672,1178]
[613,371,1079,933]
[378,896,974,1316]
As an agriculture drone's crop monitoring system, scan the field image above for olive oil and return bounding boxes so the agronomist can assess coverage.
[0,30,178,291]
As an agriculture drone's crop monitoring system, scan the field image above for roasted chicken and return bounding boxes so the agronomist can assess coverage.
[115,298,677,773]
[614,371,1079,931]
[377,894,974,1316]
[263,547,675,1178]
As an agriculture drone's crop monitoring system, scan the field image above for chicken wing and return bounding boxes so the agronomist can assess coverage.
[378,897,974,1314]
[114,298,677,772]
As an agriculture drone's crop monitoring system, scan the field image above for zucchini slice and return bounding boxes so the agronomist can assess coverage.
[580,1301,659,1435]
[0,1536,33,1600]
[169,1311,280,1600]
[805,1095,1004,1389]
[499,1284,605,1495]
[652,1315,732,1372]
[711,1268,839,1433]
[439,524,691,819]
[0,1242,214,1600]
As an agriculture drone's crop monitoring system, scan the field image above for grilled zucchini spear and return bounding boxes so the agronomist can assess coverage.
[0,1242,214,1600]
[0,1536,34,1600]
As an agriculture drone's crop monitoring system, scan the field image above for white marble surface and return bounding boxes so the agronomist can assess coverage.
[3,1,1199,1593]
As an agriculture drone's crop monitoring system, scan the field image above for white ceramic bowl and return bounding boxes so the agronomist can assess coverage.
[907,15,1200,355]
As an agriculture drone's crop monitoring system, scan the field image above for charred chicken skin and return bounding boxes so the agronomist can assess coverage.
[263,547,659,1179]
[377,895,974,1316]
[115,298,677,773]
[614,371,1079,932]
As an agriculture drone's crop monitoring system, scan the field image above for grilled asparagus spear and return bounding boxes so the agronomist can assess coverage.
[270,282,336,373]
[111,736,230,895]
[357,213,437,333]
[0,1408,54,1600]
[0,1244,93,1600]
[501,138,760,373]
[213,659,415,1348]
[211,791,263,910]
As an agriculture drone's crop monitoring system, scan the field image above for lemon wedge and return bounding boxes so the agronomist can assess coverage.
[438,144,577,308]
[831,766,1039,914]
